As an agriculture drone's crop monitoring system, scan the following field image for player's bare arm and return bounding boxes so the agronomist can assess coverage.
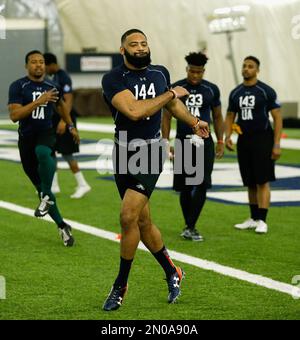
[162,109,172,140]
[225,111,236,151]
[165,96,209,139]
[161,109,175,159]
[56,93,73,135]
[270,108,282,160]
[212,105,225,159]
[56,99,80,144]
[9,89,59,123]
[111,88,176,121]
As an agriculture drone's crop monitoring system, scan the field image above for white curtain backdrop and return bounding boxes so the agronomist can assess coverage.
[55,0,300,106]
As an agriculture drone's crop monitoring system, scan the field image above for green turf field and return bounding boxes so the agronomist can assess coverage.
[0,118,300,320]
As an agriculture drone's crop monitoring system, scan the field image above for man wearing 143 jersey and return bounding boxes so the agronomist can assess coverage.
[225,56,282,234]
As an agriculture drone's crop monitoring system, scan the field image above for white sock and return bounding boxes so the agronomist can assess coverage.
[52,172,59,188]
[74,171,89,187]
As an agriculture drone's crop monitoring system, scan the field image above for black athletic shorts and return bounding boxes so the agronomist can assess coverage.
[173,135,215,192]
[18,128,56,186]
[113,140,166,199]
[52,111,79,155]
[237,128,276,186]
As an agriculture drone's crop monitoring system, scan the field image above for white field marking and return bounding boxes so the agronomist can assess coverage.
[76,122,300,150]
[1,200,299,299]
[77,122,115,134]
[207,190,300,204]
[1,120,300,149]
[0,120,12,125]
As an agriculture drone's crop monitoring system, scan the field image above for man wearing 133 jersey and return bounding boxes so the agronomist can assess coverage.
[8,50,80,246]
[225,56,282,234]
[162,52,224,241]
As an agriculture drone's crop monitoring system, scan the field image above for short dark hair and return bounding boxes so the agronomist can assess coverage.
[25,50,43,64]
[185,52,209,67]
[44,52,58,65]
[244,56,260,68]
[121,29,147,45]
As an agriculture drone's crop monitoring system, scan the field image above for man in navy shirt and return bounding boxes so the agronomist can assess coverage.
[162,52,224,242]
[225,56,282,234]
[102,29,209,311]
[44,53,91,199]
[8,50,80,247]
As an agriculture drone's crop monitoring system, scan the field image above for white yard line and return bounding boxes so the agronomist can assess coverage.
[77,123,300,150]
[1,120,300,150]
[1,200,299,299]
[0,120,12,125]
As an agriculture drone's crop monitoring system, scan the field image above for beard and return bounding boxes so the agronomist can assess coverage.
[243,72,254,81]
[124,48,151,69]
[31,68,44,79]
[33,73,43,79]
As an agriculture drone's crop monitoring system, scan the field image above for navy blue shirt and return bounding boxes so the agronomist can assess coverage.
[8,76,61,136]
[50,69,72,96]
[102,63,171,142]
[173,79,221,137]
[48,69,73,122]
[227,80,281,133]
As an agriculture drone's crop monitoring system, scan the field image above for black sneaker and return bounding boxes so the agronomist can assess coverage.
[103,285,128,311]
[180,227,192,240]
[58,224,74,247]
[34,194,54,217]
[190,228,204,242]
[166,267,185,304]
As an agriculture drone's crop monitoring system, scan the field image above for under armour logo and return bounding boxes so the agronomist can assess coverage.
[173,277,180,288]
[136,184,145,191]
[140,77,147,81]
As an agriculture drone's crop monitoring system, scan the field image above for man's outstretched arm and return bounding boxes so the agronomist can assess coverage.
[165,97,209,138]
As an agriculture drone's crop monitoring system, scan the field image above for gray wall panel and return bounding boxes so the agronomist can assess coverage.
[0,27,45,117]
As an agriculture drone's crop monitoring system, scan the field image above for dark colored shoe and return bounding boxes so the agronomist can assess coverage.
[103,285,128,311]
[166,267,185,304]
[190,228,204,242]
[180,227,192,240]
[58,224,74,247]
[34,194,54,217]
